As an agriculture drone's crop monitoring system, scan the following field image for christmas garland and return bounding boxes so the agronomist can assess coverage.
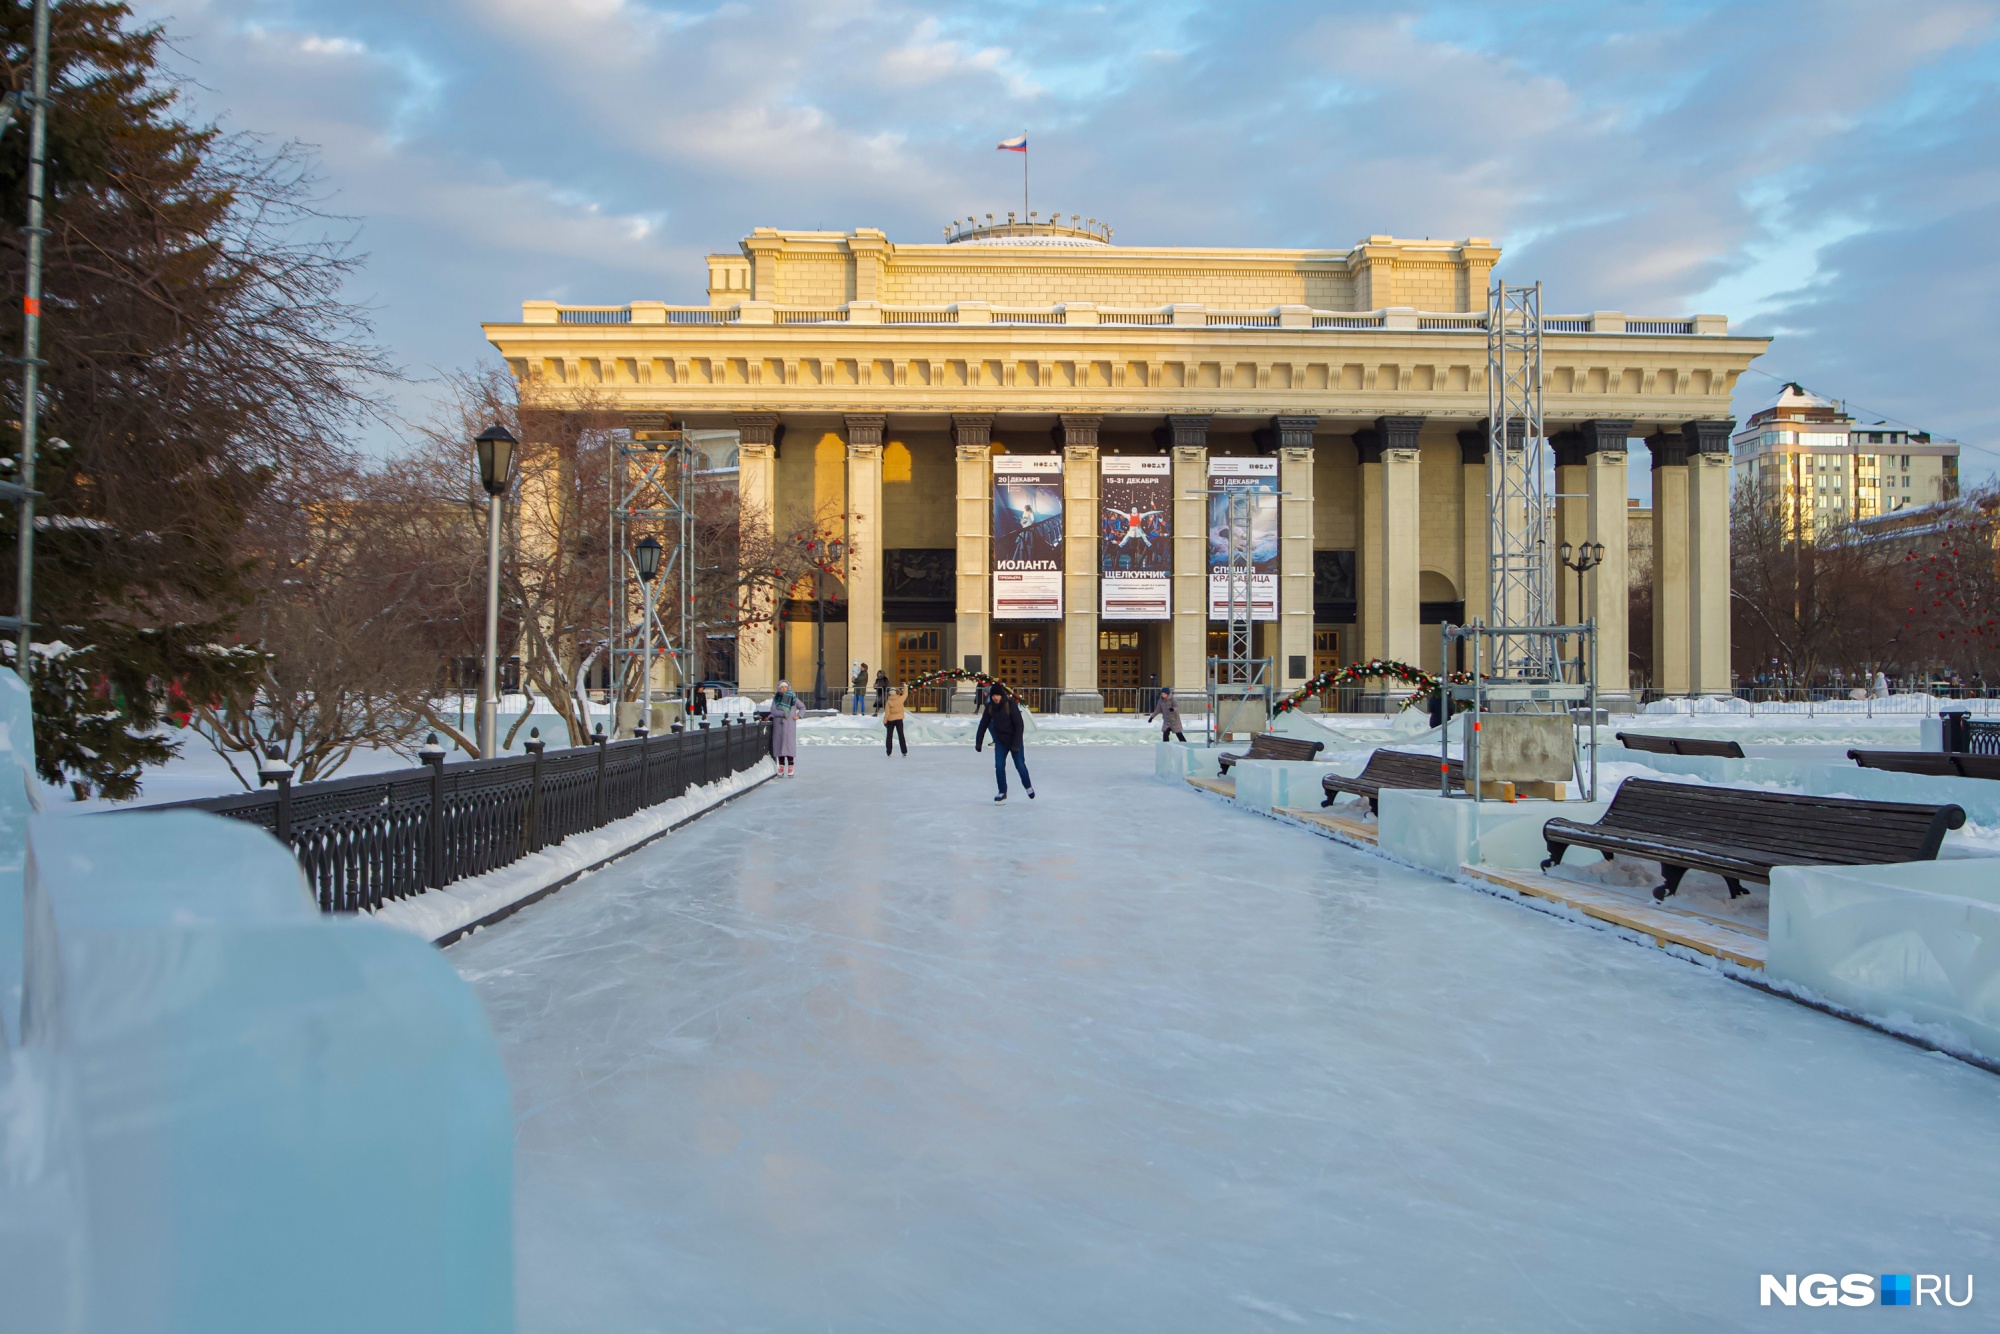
[909,666,994,690]
[1274,660,1472,714]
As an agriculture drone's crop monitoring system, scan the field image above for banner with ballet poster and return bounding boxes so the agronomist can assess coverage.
[1206,456,1279,621]
[1099,456,1171,620]
[992,454,1064,620]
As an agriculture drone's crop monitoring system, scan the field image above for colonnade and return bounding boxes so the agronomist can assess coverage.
[733,412,1734,706]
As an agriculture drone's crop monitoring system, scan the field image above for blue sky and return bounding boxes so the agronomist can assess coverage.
[137,0,2000,492]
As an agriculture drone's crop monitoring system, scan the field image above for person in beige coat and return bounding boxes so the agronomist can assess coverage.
[883,684,909,756]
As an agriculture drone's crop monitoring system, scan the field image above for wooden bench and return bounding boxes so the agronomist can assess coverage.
[1849,749,2000,782]
[1216,733,1325,774]
[1614,731,1745,759]
[1321,749,1464,814]
[1540,777,1965,902]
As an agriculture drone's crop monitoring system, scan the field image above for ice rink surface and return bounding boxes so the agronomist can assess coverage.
[452,746,2000,1332]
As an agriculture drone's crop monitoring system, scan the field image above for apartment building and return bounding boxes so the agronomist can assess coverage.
[1732,383,1960,539]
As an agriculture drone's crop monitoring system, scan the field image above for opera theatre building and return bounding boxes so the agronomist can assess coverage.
[483,220,1767,707]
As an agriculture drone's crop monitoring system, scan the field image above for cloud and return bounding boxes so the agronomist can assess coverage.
[125,0,2000,478]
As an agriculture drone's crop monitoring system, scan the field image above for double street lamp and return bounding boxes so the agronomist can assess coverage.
[634,535,662,733]
[475,424,517,759]
[1559,540,1605,683]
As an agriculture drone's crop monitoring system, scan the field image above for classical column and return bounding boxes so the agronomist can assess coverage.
[1378,416,1423,667]
[952,415,994,700]
[1057,414,1103,712]
[1687,419,1735,695]
[1272,415,1317,689]
[1650,430,1691,695]
[843,414,885,698]
[1576,420,1633,697]
[1356,428,1384,660]
[1457,427,1489,628]
[1552,429,1589,627]
[734,412,781,698]
[1167,416,1210,695]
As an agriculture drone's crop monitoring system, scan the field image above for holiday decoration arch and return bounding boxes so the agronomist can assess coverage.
[1275,660,1467,715]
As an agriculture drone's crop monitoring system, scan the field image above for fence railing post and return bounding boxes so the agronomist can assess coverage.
[420,734,446,890]
[592,722,609,828]
[636,725,652,808]
[524,728,546,854]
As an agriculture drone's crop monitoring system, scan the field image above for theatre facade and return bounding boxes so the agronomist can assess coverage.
[483,222,1768,706]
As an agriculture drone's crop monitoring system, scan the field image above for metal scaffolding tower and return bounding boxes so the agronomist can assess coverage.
[1203,486,1272,740]
[1485,280,1554,678]
[608,430,695,733]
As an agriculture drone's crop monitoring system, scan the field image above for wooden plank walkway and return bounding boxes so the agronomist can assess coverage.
[1459,865,1765,969]
[1263,803,1765,970]
[1276,806,1379,847]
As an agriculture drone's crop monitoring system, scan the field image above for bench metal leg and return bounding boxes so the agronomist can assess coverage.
[1321,794,1335,808]
[1540,839,1566,871]
[1724,877,1748,899]
[1652,864,1688,902]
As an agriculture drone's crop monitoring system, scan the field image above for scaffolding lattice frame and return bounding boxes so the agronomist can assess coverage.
[1486,280,1554,679]
[1203,485,1272,742]
[608,431,695,734]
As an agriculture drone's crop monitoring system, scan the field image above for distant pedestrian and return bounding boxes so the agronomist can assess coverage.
[973,678,991,713]
[884,683,908,756]
[770,680,804,776]
[974,681,1034,802]
[850,662,869,715]
[1147,686,1187,742]
[873,668,890,714]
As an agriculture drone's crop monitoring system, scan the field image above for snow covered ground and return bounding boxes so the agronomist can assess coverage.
[451,746,2000,1332]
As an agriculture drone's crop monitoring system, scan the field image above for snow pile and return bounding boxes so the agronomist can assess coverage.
[373,758,776,943]
[1643,693,1999,718]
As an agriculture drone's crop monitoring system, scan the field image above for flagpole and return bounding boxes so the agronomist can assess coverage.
[1023,148,1029,217]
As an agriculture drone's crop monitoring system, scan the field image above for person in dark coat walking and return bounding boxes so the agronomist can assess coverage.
[974,681,1034,802]
[873,668,890,715]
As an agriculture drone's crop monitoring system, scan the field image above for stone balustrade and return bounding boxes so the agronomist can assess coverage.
[522,298,1726,336]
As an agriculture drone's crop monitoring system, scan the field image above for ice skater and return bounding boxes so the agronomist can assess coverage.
[1147,686,1186,742]
[883,683,908,756]
[974,681,1034,802]
[769,680,803,776]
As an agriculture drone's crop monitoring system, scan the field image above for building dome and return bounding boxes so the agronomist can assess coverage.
[943,214,1112,245]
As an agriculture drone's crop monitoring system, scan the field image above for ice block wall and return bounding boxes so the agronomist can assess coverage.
[1768,861,2000,1066]
[0,681,514,1333]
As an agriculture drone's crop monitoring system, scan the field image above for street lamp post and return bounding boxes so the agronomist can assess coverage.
[811,536,843,711]
[474,425,517,759]
[634,535,662,733]
[1559,540,1605,683]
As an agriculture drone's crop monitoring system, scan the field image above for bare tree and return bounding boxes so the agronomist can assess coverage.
[1896,486,2000,683]
[1730,482,1901,688]
[192,461,473,784]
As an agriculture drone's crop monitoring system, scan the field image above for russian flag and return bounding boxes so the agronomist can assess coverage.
[996,135,1027,152]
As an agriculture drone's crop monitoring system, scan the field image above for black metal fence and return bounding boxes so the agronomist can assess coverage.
[145,720,772,914]
[1943,712,2000,756]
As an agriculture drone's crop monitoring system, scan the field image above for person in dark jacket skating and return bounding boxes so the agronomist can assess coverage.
[973,681,1034,802]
